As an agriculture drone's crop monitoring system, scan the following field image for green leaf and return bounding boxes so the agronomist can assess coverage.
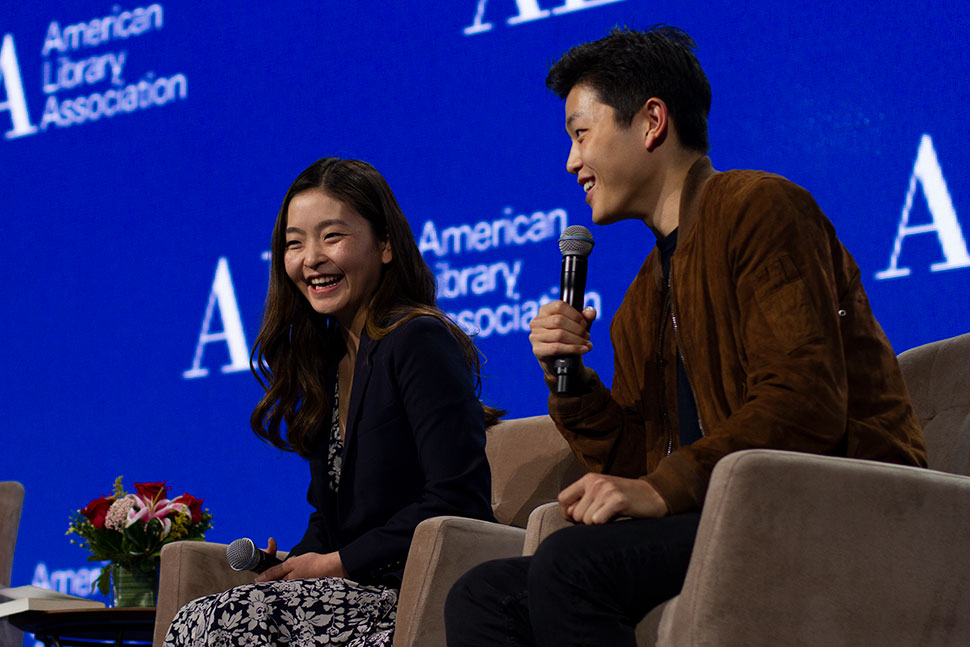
[96,568,111,596]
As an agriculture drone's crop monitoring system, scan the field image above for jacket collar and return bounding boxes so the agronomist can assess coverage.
[650,155,717,288]
[677,155,717,243]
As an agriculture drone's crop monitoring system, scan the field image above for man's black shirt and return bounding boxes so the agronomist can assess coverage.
[658,229,703,447]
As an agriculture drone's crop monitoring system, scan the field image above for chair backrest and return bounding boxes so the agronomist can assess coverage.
[0,481,25,588]
[897,332,970,476]
[0,481,25,647]
[485,415,585,527]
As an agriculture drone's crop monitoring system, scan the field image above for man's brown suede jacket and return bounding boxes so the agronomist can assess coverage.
[549,157,927,515]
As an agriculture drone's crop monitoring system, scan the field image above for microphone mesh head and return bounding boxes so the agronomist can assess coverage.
[559,225,594,257]
[226,537,256,571]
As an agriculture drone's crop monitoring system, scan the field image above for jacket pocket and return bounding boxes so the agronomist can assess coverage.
[754,254,823,354]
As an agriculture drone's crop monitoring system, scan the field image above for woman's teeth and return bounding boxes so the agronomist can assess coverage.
[310,276,341,287]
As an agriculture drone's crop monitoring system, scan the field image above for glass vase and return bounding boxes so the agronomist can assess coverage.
[111,563,157,608]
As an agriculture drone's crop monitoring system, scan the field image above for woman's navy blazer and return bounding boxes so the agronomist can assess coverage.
[289,315,495,586]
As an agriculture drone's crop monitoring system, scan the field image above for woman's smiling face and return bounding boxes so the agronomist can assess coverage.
[283,188,392,332]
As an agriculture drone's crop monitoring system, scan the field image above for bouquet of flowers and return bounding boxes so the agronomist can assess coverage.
[67,477,213,595]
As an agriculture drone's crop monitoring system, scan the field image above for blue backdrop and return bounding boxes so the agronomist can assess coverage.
[2,0,967,628]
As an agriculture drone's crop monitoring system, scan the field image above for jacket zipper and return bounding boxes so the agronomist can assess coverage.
[668,275,707,438]
[658,287,675,455]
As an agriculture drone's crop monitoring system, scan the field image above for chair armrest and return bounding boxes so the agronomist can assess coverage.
[393,517,526,647]
[152,542,288,647]
[656,449,970,647]
[522,502,574,556]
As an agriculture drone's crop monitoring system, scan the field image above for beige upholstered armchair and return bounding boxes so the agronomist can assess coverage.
[152,416,584,646]
[526,331,970,646]
[0,481,25,647]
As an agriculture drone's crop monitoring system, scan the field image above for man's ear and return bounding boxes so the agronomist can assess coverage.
[640,97,669,152]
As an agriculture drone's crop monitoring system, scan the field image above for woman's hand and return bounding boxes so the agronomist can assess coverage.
[263,537,278,559]
[255,537,348,582]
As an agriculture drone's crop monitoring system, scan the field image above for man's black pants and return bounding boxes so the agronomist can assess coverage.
[444,512,701,647]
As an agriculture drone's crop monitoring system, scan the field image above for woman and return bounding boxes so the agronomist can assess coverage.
[165,158,497,646]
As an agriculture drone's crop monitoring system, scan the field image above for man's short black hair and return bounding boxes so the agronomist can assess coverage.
[546,26,711,153]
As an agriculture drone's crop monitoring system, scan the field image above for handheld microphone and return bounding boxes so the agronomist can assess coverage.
[226,537,283,573]
[554,225,594,395]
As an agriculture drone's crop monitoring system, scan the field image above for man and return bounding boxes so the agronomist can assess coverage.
[445,26,926,647]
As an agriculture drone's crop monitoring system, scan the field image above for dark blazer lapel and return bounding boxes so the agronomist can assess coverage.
[344,328,379,450]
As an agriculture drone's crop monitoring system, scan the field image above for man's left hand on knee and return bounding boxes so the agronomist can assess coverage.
[558,473,669,524]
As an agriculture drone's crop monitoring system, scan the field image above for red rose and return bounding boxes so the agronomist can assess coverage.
[173,493,204,524]
[79,496,114,529]
[134,481,169,503]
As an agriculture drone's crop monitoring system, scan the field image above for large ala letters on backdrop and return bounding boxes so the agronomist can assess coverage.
[876,134,970,280]
[0,34,38,139]
[464,0,626,35]
[183,257,250,379]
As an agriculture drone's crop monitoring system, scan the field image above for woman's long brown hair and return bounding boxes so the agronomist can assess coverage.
[250,158,501,457]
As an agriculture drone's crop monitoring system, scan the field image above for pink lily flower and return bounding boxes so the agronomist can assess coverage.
[124,494,190,538]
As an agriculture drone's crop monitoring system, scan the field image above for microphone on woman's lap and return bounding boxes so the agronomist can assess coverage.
[226,537,283,573]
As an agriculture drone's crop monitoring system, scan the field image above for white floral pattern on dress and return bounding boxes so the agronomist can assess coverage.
[327,376,342,492]
[163,577,397,646]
